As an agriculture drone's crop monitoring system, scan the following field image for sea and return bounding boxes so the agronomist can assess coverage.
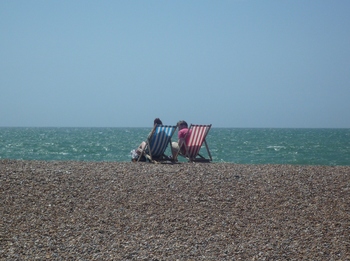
[0,127,349,166]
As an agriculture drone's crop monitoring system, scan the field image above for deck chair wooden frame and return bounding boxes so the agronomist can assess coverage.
[138,124,177,163]
[178,124,212,162]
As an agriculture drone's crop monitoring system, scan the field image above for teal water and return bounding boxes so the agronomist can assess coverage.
[0,128,349,165]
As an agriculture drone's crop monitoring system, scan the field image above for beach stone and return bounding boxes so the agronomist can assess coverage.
[1,160,349,260]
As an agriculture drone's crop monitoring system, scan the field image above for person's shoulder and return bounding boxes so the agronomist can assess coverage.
[178,128,189,138]
[179,128,188,133]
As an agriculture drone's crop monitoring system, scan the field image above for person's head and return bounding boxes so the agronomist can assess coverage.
[154,118,162,125]
[177,120,188,130]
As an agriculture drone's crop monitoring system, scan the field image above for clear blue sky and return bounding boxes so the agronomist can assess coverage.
[1,1,349,128]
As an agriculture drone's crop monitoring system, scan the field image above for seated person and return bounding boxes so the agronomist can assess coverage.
[131,118,162,161]
[171,120,191,160]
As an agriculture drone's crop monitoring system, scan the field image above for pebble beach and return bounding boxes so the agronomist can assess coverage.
[1,160,349,260]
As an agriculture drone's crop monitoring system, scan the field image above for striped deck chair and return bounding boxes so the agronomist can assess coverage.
[179,124,212,162]
[138,124,177,163]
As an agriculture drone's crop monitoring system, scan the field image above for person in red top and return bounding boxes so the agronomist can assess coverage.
[171,120,191,160]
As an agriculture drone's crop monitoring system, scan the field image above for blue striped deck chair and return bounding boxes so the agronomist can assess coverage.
[138,124,177,163]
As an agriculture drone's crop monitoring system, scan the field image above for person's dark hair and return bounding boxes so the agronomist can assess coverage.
[154,118,162,125]
[177,120,188,128]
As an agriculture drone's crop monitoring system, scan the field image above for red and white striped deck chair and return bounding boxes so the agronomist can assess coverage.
[180,124,212,162]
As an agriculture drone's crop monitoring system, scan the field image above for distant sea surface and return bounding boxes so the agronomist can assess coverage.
[0,128,349,166]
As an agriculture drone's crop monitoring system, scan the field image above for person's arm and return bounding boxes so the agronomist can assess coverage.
[147,131,153,140]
